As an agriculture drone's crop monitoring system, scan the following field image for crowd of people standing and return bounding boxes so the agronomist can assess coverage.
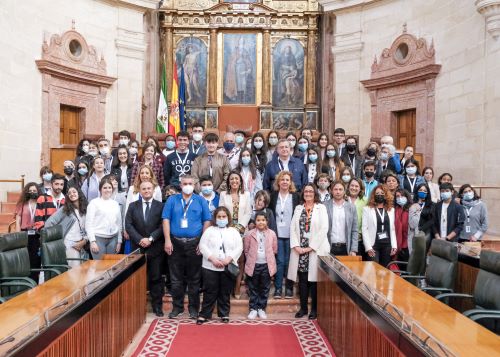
[14,124,489,322]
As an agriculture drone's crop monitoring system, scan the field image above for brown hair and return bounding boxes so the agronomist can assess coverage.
[211,206,233,227]
[367,184,394,210]
[132,165,159,193]
[301,183,320,204]
[347,178,365,200]
[273,170,297,192]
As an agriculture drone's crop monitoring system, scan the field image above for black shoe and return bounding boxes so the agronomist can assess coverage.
[221,317,229,323]
[273,289,282,299]
[285,288,293,299]
[153,306,164,317]
[196,317,206,325]
[168,309,184,319]
[295,310,307,318]
[189,310,199,319]
[308,311,317,320]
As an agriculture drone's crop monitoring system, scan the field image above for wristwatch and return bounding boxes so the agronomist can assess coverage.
[148,237,153,242]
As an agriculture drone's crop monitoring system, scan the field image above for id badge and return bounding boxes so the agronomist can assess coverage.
[181,218,188,229]
[377,232,388,240]
[466,226,471,233]
[27,230,36,236]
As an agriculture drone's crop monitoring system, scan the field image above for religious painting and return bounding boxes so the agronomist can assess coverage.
[185,109,206,129]
[272,39,304,108]
[305,111,317,129]
[260,110,272,129]
[272,111,304,130]
[206,109,218,129]
[175,37,208,107]
[223,34,256,104]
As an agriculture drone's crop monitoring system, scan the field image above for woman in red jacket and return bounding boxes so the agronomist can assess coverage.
[394,188,412,262]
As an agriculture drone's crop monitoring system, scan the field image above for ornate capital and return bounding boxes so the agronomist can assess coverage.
[475,0,500,39]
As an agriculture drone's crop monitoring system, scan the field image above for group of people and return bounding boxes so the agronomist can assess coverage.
[14,124,489,323]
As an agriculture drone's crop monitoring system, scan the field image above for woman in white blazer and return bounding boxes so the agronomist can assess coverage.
[287,183,330,320]
[362,184,397,268]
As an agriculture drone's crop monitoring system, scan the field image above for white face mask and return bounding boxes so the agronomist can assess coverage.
[182,184,194,195]
[129,147,138,155]
[82,145,89,153]
[100,147,110,156]
[193,133,203,142]
[119,139,129,146]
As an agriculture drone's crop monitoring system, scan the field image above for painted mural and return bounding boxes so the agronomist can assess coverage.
[175,37,207,107]
[206,109,218,129]
[185,109,206,128]
[272,39,304,108]
[272,111,304,130]
[223,34,256,104]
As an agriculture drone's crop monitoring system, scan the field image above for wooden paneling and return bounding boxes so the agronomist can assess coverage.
[218,106,259,134]
[453,261,480,312]
[60,105,80,145]
[50,147,76,173]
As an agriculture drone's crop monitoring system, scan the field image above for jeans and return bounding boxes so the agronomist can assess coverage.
[91,235,118,260]
[298,271,317,313]
[247,263,271,311]
[275,237,291,290]
[168,237,202,313]
[199,268,233,319]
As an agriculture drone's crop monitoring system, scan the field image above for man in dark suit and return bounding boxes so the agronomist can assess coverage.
[125,180,165,316]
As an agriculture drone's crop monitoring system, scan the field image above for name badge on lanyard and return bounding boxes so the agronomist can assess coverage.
[465,207,473,233]
[181,198,193,229]
[278,193,289,227]
[376,208,388,240]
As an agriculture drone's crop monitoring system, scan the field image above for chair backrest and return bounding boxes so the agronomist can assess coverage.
[407,232,427,276]
[474,250,500,310]
[426,239,458,290]
[40,225,68,269]
[0,232,31,295]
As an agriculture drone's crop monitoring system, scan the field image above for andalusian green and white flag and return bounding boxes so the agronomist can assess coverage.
[156,60,168,133]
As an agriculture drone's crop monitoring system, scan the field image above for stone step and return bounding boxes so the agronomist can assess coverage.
[1,202,16,214]
[0,225,10,233]
[0,213,15,225]
[7,192,21,203]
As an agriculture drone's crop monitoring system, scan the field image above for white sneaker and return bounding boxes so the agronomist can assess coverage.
[248,310,258,320]
[257,309,267,319]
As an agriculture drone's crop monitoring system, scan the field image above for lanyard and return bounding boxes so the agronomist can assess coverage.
[278,159,288,171]
[348,155,355,168]
[304,206,313,232]
[376,208,386,230]
[28,202,36,221]
[406,176,417,193]
[465,206,474,222]
[176,151,189,166]
[191,142,202,155]
[278,193,289,220]
[181,197,193,219]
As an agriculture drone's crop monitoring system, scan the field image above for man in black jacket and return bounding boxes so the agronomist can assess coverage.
[433,182,464,242]
[125,180,165,316]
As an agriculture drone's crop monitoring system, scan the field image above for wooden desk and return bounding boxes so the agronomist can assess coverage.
[0,254,146,357]
[317,256,500,357]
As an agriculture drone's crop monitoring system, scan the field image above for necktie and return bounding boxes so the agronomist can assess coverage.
[145,201,150,221]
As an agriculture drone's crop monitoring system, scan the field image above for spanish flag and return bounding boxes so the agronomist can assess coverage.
[168,62,181,136]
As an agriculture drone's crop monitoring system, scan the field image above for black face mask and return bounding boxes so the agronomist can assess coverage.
[364,171,375,178]
[26,192,39,200]
[346,144,356,152]
[64,167,74,175]
[367,148,376,157]
[374,194,386,204]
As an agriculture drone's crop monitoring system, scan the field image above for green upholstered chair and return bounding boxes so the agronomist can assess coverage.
[40,225,87,281]
[403,239,458,296]
[0,232,58,300]
[387,232,427,279]
[436,249,500,333]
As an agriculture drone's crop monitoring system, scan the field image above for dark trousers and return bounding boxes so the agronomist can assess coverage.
[147,252,165,310]
[276,238,293,290]
[370,242,392,268]
[298,271,317,313]
[330,243,348,256]
[26,232,41,282]
[168,237,202,312]
[247,263,271,311]
[199,268,233,319]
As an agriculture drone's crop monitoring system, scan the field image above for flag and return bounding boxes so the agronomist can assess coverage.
[168,62,181,135]
[178,65,187,131]
[156,60,168,133]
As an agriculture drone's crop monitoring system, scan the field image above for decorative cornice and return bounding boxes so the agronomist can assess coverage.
[475,0,500,39]
[331,30,363,62]
[36,60,117,88]
[97,0,159,11]
[115,27,147,59]
[317,0,381,12]
[360,64,441,90]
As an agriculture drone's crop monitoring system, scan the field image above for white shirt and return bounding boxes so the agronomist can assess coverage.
[65,210,85,243]
[256,230,267,264]
[85,197,123,243]
[441,202,450,238]
[307,163,317,183]
[120,165,129,191]
[330,201,346,244]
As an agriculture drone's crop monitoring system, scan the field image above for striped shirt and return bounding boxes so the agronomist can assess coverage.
[34,194,65,230]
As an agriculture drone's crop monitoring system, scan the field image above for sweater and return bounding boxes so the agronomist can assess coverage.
[85,197,123,243]
[199,226,243,271]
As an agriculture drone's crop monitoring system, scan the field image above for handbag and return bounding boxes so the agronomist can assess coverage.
[221,233,240,279]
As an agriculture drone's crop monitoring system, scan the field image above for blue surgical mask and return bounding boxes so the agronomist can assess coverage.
[235,135,244,144]
[463,192,474,201]
[201,185,213,195]
[417,191,427,200]
[166,141,176,150]
[241,157,251,166]
[298,143,308,152]
[223,142,235,152]
[406,166,417,175]
[42,173,53,182]
[396,197,408,207]
[441,191,452,201]
[253,141,263,149]
[216,219,228,228]
[326,150,336,158]
[309,154,318,163]
[78,168,88,176]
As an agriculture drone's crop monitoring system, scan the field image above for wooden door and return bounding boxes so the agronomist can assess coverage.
[396,109,416,150]
[60,105,80,145]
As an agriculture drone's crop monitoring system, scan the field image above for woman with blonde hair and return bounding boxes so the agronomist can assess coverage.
[125,165,162,213]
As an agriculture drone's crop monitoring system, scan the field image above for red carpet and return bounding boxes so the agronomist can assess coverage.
[131,319,335,356]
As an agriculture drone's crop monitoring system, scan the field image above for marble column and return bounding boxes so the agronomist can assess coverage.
[208,28,218,105]
[164,27,173,98]
[261,29,271,105]
[306,29,317,105]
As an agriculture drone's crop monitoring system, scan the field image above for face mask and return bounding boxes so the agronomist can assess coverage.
[440,191,452,201]
[78,168,88,176]
[193,133,203,142]
[318,182,329,190]
[129,147,138,155]
[289,140,296,148]
[223,142,235,151]
[166,141,176,150]
[100,147,110,156]
[182,185,194,195]
[463,192,474,201]
[364,171,374,179]
[216,219,228,228]
[367,148,376,157]
[298,143,308,152]
[246,143,252,150]
[235,136,244,144]
[380,153,389,161]
[374,194,386,204]
[42,173,53,182]
[89,150,98,157]
[269,138,278,146]
[64,167,74,175]
[346,144,356,152]
[396,197,408,207]
[406,166,417,175]
[26,192,39,200]
[119,139,129,146]
[308,154,318,163]
[326,150,336,158]
[417,191,427,199]
[82,145,89,153]
[253,141,263,149]
[242,157,251,166]
[201,185,213,195]
[342,175,351,183]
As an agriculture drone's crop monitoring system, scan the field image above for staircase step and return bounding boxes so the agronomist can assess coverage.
[0,213,15,225]
[7,192,21,203]
[0,225,10,233]
[1,202,17,214]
